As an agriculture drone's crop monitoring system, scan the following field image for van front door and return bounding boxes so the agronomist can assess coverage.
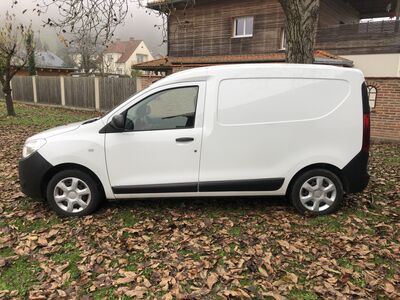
[105,82,205,196]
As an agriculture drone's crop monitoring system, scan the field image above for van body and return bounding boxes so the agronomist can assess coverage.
[19,64,370,216]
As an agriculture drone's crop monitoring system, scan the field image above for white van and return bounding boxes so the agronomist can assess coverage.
[19,64,370,217]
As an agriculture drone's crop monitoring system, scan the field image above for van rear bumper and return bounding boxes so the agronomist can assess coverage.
[19,152,53,199]
[342,150,369,193]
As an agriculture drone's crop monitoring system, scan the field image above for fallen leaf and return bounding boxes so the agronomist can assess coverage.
[207,272,218,289]
[284,272,298,284]
[277,240,290,249]
[125,289,146,298]
[37,237,47,246]
[114,276,136,285]
[258,266,269,277]
[56,290,66,297]
[384,281,395,293]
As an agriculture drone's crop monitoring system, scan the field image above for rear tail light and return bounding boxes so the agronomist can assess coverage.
[361,83,371,153]
[362,113,370,152]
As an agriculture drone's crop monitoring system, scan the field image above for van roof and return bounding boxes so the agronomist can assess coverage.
[151,64,363,88]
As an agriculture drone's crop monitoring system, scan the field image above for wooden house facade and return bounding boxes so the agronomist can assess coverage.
[149,0,399,57]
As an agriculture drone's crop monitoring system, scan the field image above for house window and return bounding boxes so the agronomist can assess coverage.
[137,54,148,63]
[107,55,113,62]
[367,85,377,109]
[233,16,254,38]
[280,29,287,50]
[117,68,123,74]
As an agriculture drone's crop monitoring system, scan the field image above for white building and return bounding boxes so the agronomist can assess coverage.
[103,38,153,76]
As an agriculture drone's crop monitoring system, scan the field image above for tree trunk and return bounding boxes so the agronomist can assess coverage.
[279,0,320,64]
[2,80,16,116]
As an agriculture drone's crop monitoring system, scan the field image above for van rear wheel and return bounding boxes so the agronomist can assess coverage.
[46,169,102,217]
[290,169,343,215]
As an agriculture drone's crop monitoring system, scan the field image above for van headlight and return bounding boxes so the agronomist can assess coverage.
[22,139,47,158]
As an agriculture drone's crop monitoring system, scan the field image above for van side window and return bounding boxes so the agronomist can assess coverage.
[125,86,199,131]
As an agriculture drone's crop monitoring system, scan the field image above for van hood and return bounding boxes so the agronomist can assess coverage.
[27,120,86,141]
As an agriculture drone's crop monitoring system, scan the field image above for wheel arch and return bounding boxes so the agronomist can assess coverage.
[286,163,346,195]
[41,163,106,199]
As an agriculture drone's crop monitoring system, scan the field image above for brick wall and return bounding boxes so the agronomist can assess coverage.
[366,78,400,141]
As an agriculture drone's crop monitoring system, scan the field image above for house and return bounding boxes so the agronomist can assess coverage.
[103,38,153,76]
[35,50,65,68]
[15,50,76,76]
[135,0,400,141]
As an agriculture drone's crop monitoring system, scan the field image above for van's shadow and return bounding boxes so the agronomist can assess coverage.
[102,196,292,214]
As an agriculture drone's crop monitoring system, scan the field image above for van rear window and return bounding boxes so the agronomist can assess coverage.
[217,78,350,125]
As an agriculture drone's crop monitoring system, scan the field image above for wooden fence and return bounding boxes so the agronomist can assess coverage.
[11,76,35,102]
[36,77,62,105]
[99,78,138,110]
[64,77,96,109]
[0,76,137,111]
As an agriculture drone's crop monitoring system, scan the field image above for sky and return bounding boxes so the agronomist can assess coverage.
[0,0,167,56]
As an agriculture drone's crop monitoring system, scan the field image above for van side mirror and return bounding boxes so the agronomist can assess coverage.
[110,114,125,129]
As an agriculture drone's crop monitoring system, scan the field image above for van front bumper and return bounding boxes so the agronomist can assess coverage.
[19,152,53,199]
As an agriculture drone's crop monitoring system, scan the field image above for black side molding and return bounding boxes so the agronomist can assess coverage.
[112,182,198,194]
[199,178,284,192]
[112,178,285,194]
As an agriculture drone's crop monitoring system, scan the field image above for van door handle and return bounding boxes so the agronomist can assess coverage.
[176,137,194,143]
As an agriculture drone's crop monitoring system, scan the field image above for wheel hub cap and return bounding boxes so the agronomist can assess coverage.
[314,190,323,198]
[299,176,337,212]
[68,191,78,199]
[53,177,91,213]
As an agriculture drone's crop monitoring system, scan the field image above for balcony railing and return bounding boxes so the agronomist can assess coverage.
[316,20,400,55]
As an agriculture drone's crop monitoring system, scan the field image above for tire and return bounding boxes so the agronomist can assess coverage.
[289,169,344,216]
[46,169,103,217]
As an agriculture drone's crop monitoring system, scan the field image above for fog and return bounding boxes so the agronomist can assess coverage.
[0,0,167,56]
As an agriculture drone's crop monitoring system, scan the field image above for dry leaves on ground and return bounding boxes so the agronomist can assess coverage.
[0,103,399,299]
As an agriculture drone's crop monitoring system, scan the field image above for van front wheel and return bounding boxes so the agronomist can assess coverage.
[290,169,344,215]
[46,169,102,217]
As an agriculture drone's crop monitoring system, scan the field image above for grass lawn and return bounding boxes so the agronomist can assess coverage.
[0,102,399,299]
